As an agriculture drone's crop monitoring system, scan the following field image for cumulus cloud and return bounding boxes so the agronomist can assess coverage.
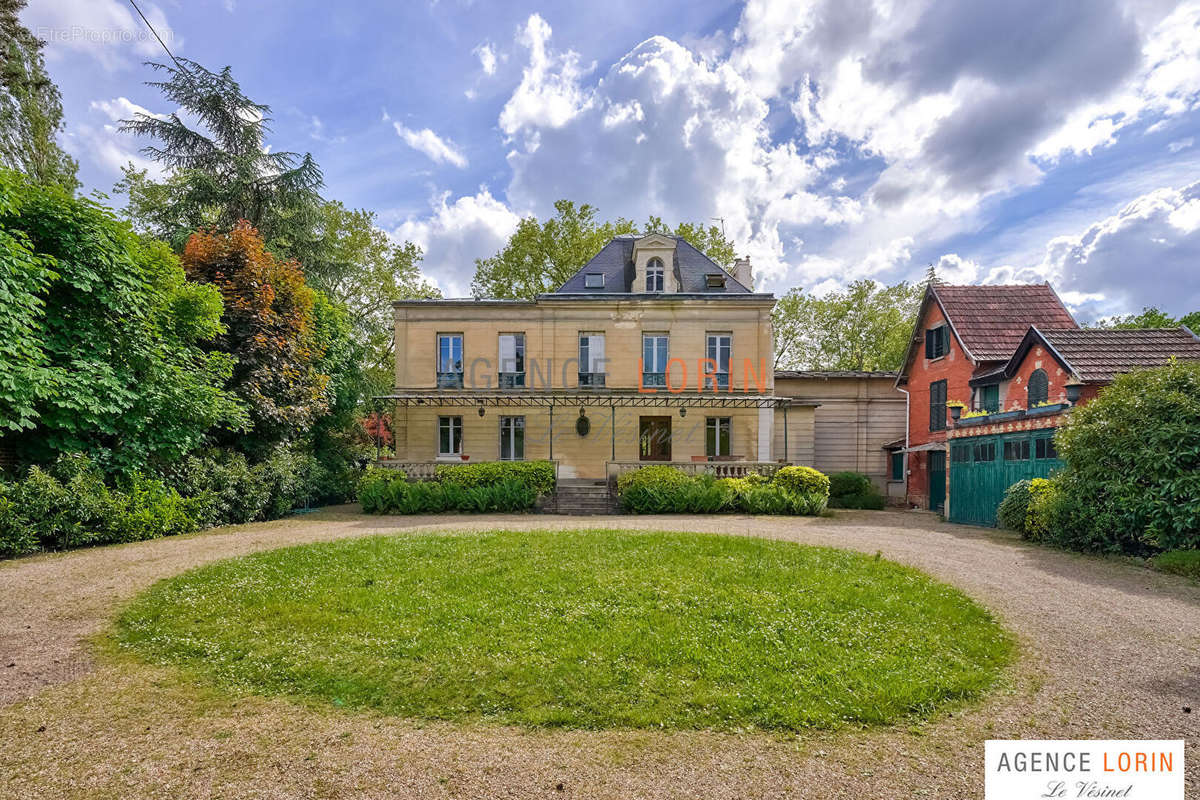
[392,189,522,295]
[22,0,177,71]
[392,123,468,168]
[1035,181,1200,316]
[498,14,593,137]
[89,97,167,123]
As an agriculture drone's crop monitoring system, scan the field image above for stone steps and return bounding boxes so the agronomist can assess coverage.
[543,481,617,515]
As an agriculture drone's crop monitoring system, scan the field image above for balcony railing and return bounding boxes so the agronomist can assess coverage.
[436,372,463,389]
[578,372,606,388]
[642,372,666,388]
[498,372,526,389]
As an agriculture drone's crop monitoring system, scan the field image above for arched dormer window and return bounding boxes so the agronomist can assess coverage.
[1027,369,1049,407]
[645,258,664,292]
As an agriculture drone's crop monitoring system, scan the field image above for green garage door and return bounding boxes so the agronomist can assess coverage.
[948,431,1063,526]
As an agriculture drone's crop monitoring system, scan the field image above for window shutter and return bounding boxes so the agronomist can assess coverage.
[940,326,950,354]
[499,335,515,373]
[925,330,934,358]
[589,335,605,373]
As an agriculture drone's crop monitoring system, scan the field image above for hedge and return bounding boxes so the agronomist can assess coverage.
[358,468,538,515]
[435,460,556,496]
[616,465,828,516]
[1,449,363,560]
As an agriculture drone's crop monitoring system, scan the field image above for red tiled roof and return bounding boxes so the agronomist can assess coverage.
[1040,327,1200,382]
[933,284,1077,361]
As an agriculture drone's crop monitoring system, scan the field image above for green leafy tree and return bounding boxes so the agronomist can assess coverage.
[0,0,78,190]
[471,201,737,299]
[1097,306,1179,329]
[1181,311,1200,332]
[0,169,245,472]
[772,280,922,370]
[305,201,440,390]
[117,58,324,262]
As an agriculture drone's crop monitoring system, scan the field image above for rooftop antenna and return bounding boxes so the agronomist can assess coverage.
[710,216,726,237]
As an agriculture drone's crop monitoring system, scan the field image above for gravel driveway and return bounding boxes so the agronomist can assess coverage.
[0,507,1196,799]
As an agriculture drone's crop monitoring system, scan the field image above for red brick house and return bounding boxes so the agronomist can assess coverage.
[894,283,1077,511]
[945,325,1200,524]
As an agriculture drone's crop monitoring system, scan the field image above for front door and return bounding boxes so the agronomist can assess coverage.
[928,451,946,513]
[639,416,672,461]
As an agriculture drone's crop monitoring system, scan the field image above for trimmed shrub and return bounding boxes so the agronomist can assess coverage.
[828,472,886,510]
[773,465,831,498]
[997,480,1033,534]
[435,460,556,496]
[357,470,538,515]
[169,450,271,526]
[829,471,872,498]
[615,465,691,495]
[1151,550,1200,582]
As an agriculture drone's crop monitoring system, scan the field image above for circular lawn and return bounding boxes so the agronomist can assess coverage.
[113,529,1011,731]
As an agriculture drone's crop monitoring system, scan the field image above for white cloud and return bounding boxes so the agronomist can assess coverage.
[474,42,497,76]
[1034,181,1200,317]
[89,97,167,123]
[392,188,522,295]
[392,123,468,168]
[21,0,178,71]
[1168,137,1194,153]
[498,14,593,138]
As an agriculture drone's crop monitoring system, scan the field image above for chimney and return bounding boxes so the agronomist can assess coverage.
[733,256,753,289]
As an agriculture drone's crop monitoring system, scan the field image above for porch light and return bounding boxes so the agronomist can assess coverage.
[679,407,687,417]
[1065,381,1083,405]
[478,405,486,417]
[950,405,962,422]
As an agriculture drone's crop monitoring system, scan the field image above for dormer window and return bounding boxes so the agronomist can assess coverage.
[645,258,664,292]
[704,273,726,289]
[584,273,604,289]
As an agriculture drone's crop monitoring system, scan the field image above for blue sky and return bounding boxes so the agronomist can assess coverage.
[24,0,1200,319]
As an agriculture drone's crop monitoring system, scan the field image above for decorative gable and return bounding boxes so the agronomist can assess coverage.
[632,234,678,293]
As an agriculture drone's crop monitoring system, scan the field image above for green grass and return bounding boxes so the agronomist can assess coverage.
[113,529,1012,731]
[1151,549,1200,582]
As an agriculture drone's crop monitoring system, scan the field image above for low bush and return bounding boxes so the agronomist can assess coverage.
[0,456,203,554]
[997,480,1034,534]
[827,471,886,510]
[435,460,556,496]
[773,465,831,498]
[1151,550,1200,582]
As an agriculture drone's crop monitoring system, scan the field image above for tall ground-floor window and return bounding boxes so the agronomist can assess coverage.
[705,416,731,457]
[438,416,462,457]
[500,416,525,460]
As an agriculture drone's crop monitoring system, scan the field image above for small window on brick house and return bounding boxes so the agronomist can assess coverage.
[1027,369,1049,407]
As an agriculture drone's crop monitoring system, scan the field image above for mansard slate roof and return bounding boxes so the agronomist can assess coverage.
[1028,326,1200,382]
[932,283,1078,361]
[554,234,753,295]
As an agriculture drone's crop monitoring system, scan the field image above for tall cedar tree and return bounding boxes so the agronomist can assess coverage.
[119,59,324,262]
[471,200,737,299]
[0,0,78,189]
[182,222,329,452]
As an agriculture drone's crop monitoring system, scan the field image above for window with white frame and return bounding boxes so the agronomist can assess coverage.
[498,333,525,388]
[645,258,664,292]
[499,416,524,460]
[584,273,604,288]
[706,333,731,390]
[578,332,606,387]
[437,334,463,388]
[706,417,731,457]
[438,415,462,457]
[642,333,668,386]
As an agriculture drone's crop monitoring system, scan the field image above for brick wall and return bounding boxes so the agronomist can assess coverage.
[903,302,978,507]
